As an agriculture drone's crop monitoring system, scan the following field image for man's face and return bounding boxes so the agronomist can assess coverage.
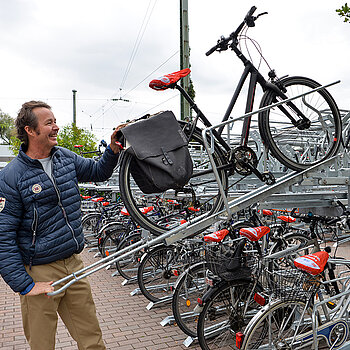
[31,107,59,150]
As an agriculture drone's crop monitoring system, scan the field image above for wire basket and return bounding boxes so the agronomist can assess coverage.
[204,242,255,281]
[268,268,321,302]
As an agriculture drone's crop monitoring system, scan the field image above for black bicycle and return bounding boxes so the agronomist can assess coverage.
[118,6,342,235]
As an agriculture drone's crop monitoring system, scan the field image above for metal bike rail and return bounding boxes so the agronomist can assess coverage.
[47,81,341,296]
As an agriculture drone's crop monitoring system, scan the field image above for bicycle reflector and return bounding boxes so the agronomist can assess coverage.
[254,292,266,306]
[236,332,244,349]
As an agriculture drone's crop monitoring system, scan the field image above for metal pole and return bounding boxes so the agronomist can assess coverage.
[180,0,190,120]
[72,89,77,126]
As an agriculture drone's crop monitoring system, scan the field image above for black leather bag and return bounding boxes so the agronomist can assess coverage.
[119,111,193,194]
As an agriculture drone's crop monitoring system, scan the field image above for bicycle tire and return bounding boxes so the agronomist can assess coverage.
[119,122,227,235]
[197,280,262,350]
[259,76,342,171]
[115,232,143,280]
[99,223,128,257]
[241,299,314,349]
[137,244,179,303]
[81,213,103,246]
[171,261,208,338]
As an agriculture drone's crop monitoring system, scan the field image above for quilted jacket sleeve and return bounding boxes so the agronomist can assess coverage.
[0,172,34,293]
[70,147,119,183]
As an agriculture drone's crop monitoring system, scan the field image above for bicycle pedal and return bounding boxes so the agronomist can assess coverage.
[326,301,337,309]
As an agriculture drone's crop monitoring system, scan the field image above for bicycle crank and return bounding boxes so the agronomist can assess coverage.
[231,146,258,176]
[231,146,276,185]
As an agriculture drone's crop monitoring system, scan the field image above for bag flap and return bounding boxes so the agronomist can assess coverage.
[120,111,188,160]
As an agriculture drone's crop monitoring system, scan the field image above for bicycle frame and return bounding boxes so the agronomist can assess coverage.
[199,81,340,218]
[176,32,310,156]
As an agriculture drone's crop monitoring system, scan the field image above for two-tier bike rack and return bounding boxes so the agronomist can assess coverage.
[48,80,344,299]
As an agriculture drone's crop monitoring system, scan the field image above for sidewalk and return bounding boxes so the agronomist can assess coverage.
[0,249,201,350]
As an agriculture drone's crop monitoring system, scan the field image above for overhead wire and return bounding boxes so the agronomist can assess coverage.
[89,50,179,128]
[119,0,158,93]
[87,0,160,128]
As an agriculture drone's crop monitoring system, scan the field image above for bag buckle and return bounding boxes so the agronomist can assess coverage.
[161,147,173,165]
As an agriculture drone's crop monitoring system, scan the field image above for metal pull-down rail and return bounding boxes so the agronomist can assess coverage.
[47,81,341,296]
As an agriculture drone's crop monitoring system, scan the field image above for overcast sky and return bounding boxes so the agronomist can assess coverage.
[0,0,349,142]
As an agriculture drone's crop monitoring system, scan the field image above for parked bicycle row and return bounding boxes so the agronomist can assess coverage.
[79,189,350,349]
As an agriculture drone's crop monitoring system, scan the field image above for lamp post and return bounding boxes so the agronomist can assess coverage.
[72,89,77,126]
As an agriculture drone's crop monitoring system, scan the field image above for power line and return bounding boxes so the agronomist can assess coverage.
[119,0,158,92]
[120,50,179,99]
[88,50,179,126]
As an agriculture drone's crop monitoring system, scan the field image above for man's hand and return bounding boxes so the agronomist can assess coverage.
[109,123,128,154]
[26,281,54,296]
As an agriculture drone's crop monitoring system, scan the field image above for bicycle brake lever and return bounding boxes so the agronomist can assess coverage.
[256,12,268,19]
[247,12,268,27]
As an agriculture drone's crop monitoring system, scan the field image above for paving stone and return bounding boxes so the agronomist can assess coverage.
[0,249,201,349]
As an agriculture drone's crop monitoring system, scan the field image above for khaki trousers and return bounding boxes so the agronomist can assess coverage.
[20,254,106,350]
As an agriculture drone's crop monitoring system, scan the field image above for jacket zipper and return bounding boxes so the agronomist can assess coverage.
[29,207,38,269]
[50,150,80,251]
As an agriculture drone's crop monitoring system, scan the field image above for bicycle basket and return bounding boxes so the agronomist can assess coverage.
[204,241,254,282]
[269,268,321,302]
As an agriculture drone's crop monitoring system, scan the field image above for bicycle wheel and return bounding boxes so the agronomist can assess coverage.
[99,223,127,257]
[242,299,313,349]
[259,76,342,171]
[119,122,227,235]
[171,261,208,338]
[197,280,261,350]
[81,213,103,246]
[137,244,180,303]
[115,232,143,280]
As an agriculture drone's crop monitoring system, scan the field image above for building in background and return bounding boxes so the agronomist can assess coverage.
[0,145,15,170]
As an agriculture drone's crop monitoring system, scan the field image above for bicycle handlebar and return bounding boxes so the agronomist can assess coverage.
[291,208,340,225]
[205,6,262,56]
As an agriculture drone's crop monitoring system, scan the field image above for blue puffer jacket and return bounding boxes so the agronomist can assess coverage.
[0,145,119,293]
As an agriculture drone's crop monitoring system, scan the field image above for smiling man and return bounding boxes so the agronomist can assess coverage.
[0,101,122,350]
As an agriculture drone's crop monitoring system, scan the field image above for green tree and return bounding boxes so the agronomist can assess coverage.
[57,124,98,157]
[336,3,350,22]
[9,135,21,156]
[0,111,15,145]
[9,123,98,157]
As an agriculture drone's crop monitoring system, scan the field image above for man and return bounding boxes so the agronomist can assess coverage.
[0,101,123,350]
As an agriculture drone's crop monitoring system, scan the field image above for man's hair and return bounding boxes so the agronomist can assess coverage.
[15,101,51,145]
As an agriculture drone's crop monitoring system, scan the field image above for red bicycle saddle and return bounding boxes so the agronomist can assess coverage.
[277,215,296,223]
[203,229,229,243]
[121,206,154,216]
[294,251,329,275]
[149,68,191,90]
[239,226,270,242]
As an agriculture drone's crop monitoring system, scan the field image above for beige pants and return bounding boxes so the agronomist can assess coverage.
[20,254,106,350]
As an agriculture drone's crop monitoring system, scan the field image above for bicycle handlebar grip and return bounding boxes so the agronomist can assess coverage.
[290,208,298,217]
[205,45,218,56]
[335,199,346,214]
[245,6,257,19]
